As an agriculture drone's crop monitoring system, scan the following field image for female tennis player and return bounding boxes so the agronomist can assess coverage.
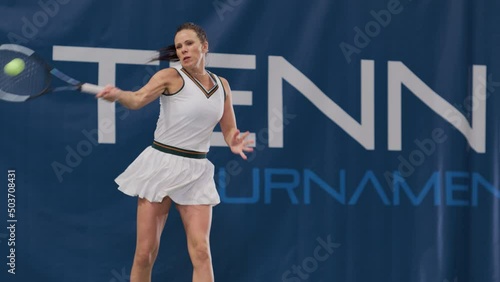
[96,22,253,282]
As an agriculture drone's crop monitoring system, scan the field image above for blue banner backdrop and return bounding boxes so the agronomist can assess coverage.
[1,0,499,281]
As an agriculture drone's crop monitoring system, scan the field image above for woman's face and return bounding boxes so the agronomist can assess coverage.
[174,29,208,69]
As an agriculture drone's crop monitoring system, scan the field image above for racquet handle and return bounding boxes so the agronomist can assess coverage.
[80,83,105,94]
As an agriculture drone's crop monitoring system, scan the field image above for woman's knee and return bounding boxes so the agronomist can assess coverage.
[133,245,159,268]
[189,239,211,264]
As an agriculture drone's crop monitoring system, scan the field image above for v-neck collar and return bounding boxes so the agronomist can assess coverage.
[181,68,219,98]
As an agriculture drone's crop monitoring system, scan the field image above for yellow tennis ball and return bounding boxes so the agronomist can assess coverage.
[4,58,26,76]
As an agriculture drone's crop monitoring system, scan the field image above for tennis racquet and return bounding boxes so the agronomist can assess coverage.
[0,44,104,102]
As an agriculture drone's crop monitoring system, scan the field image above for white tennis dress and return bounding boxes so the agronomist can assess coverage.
[115,66,225,205]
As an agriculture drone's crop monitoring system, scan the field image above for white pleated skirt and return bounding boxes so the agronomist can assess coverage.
[115,146,220,205]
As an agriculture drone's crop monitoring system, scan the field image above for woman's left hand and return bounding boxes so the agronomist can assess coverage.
[229,130,254,160]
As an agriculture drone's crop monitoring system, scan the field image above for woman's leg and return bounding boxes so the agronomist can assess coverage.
[177,204,214,282]
[131,197,172,282]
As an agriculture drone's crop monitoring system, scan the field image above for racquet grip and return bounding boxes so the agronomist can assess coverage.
[80,83,105,94]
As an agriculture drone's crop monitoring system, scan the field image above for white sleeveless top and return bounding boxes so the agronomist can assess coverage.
[153,67,226,152]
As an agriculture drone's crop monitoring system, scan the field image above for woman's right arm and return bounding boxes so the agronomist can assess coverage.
[96,68,180,110]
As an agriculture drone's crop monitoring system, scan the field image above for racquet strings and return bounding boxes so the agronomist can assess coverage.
[0,50,51,99]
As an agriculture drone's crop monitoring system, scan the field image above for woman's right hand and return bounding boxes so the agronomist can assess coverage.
[96,85,122,102]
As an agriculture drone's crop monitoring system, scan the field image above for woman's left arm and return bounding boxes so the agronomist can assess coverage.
[218,77,254,160]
